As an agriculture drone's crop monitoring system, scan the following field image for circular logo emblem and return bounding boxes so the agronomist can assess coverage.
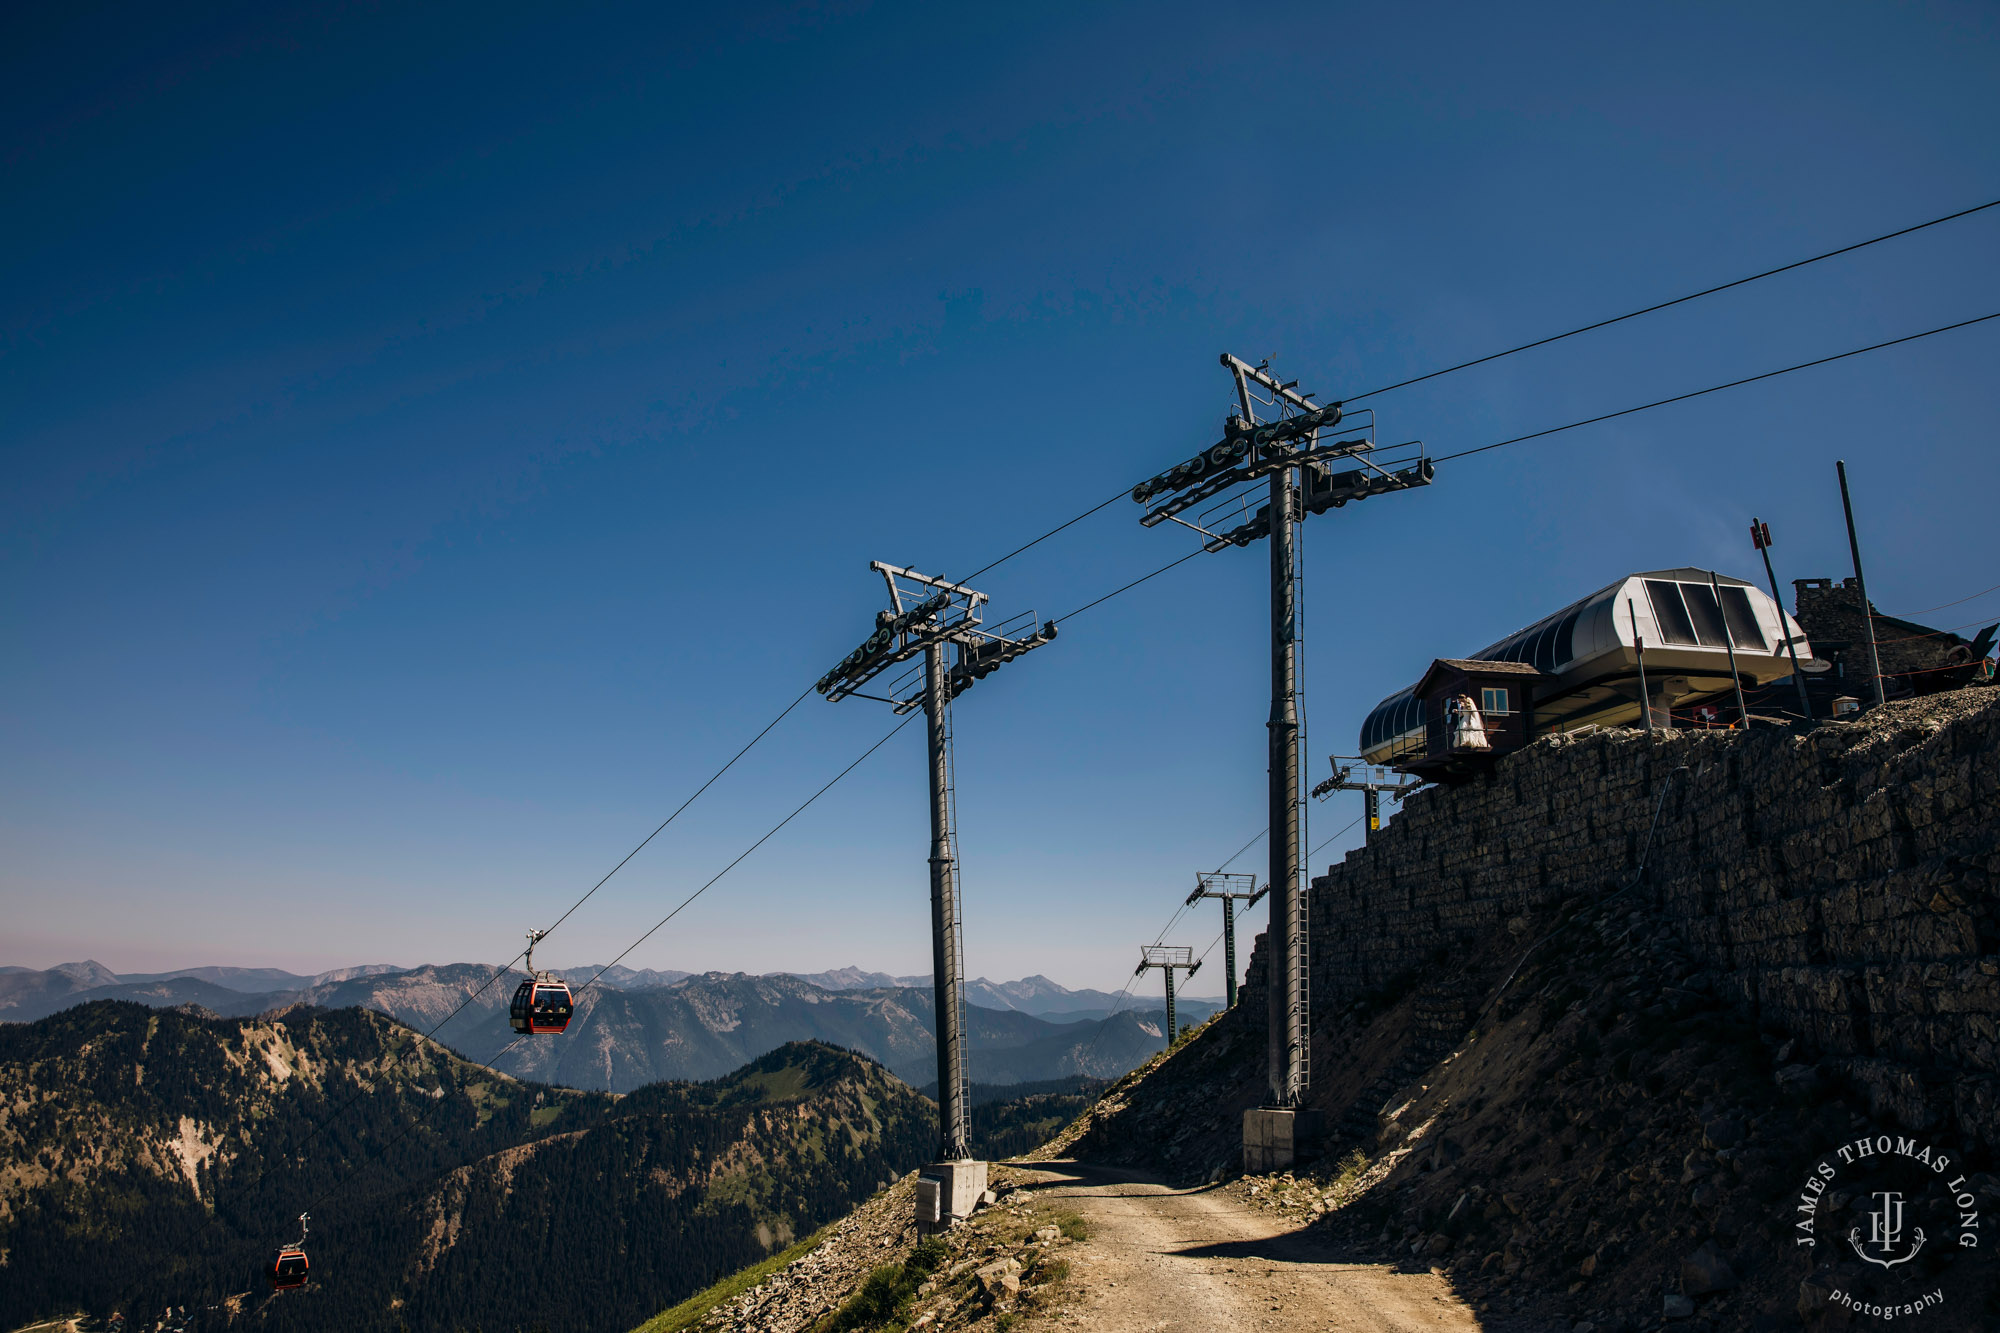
[1793,1132,1987,1322]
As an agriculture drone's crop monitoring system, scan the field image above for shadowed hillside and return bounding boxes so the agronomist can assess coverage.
[0,1001,933,1333]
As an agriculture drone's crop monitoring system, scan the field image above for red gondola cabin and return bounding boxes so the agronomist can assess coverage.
[266,1247,310,1291]
[509,978,574,1034]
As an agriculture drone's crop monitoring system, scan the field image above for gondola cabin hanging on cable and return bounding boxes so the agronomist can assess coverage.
[266,1213,311,1291]
[509,928,573,1035]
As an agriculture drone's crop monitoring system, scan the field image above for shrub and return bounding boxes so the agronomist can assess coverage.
[821,1264,907,1333]
[819,1237,949,1333]
[906,1236,948,1277]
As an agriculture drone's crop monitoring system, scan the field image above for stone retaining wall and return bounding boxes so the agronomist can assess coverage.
[1263,688,2000,1145]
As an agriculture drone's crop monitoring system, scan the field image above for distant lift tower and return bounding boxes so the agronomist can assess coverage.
[1309,757,1424,846]
[1132,353,1435,1171]
[818,561,1056,1228]
[1185,872,1264,1009]
[1135,945,1202,1045]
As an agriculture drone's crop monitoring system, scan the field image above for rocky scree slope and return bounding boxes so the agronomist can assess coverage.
[1045,690,2000,1331]
[634,1166,1082,1333]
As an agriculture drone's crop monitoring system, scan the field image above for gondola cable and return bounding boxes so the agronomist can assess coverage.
[1431,310,2000,464]
[929,197,2000,595]
[1894,582,2000,620]
[268,713,924,1286]
[280,682,819,1167]
[1342,196,2000,404]
[573,709,922,996]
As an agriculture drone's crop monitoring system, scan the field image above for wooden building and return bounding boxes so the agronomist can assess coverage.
[1399,658,1548,783]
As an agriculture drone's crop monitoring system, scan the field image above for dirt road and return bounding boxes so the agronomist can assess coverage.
[1015,1160,1486,1333]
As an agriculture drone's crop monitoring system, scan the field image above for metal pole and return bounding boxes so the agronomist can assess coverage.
[1709,572,1753,728]
[1364,787,1381,845]
[1164,967,1177,1046]
[1752,518,1814,722]
[1629,599,1654,735]
[1267,460,1306,1108]
[1836,461,1887,710]
[1221,897,1237,1010]
[923,641,968,1160]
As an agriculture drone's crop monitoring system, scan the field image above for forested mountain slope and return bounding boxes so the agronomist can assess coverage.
[0,1002,932,1332]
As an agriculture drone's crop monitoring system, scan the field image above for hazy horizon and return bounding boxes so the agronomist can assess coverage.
[1,953,1231,1002]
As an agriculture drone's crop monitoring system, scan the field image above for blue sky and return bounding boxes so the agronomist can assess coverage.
[5,1,1997,995]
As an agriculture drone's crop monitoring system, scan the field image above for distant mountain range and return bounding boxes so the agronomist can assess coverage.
[800,967,1195,1021]
[0,1002,931,1333]
[0,960,1222,1093]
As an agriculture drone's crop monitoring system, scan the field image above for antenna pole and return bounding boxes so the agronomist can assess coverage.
[1630,599,1655,735]
[1836,462,1887,710]
[1709,571,1753,728]
[1752,518,1815,722]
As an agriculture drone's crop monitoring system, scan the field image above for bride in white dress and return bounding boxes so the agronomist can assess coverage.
[1449,692,1490,751]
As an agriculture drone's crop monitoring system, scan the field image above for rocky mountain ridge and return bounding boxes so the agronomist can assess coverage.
[0,964,1196,1093]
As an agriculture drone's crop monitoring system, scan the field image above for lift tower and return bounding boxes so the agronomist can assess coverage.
[1131,353,1435,1169]
[1309,758,1424,846]
[818,561,1056,1227]
[1135,945,1202,1045]
[1184,872,1264,1009]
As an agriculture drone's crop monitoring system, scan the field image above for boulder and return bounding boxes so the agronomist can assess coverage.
[975,1257,1021,1297]
[1680,1241,1737,1296]
[1701,1116,1746,1150]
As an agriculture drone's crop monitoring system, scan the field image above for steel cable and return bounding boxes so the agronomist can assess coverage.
[957,489,1130,584]
[574,710,921,994]
[280,683,819,1166]
[1433,312,2000,464]
[1344,196,2000,404]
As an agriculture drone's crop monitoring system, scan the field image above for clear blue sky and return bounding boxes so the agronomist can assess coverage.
[5,1,1997,995]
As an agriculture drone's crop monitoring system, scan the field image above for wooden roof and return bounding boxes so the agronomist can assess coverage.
[1413,657,1550,698]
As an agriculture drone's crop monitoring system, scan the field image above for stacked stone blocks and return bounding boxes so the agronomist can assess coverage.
[1276,690,2000,1145]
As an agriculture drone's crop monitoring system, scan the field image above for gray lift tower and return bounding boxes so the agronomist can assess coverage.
[1135,945,1202,1045]
[1131,353,1435,1171]
[1184,872,1264,1009]
[818,561,1056,1229]
[1309,757,1424,846]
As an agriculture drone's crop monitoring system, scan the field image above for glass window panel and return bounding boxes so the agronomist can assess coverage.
[1718,585,1767,650]
[1678,582,1731,647]
[1645,580,1699,646]
[1481,687,1510,714]
[1554,609,1581,666]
